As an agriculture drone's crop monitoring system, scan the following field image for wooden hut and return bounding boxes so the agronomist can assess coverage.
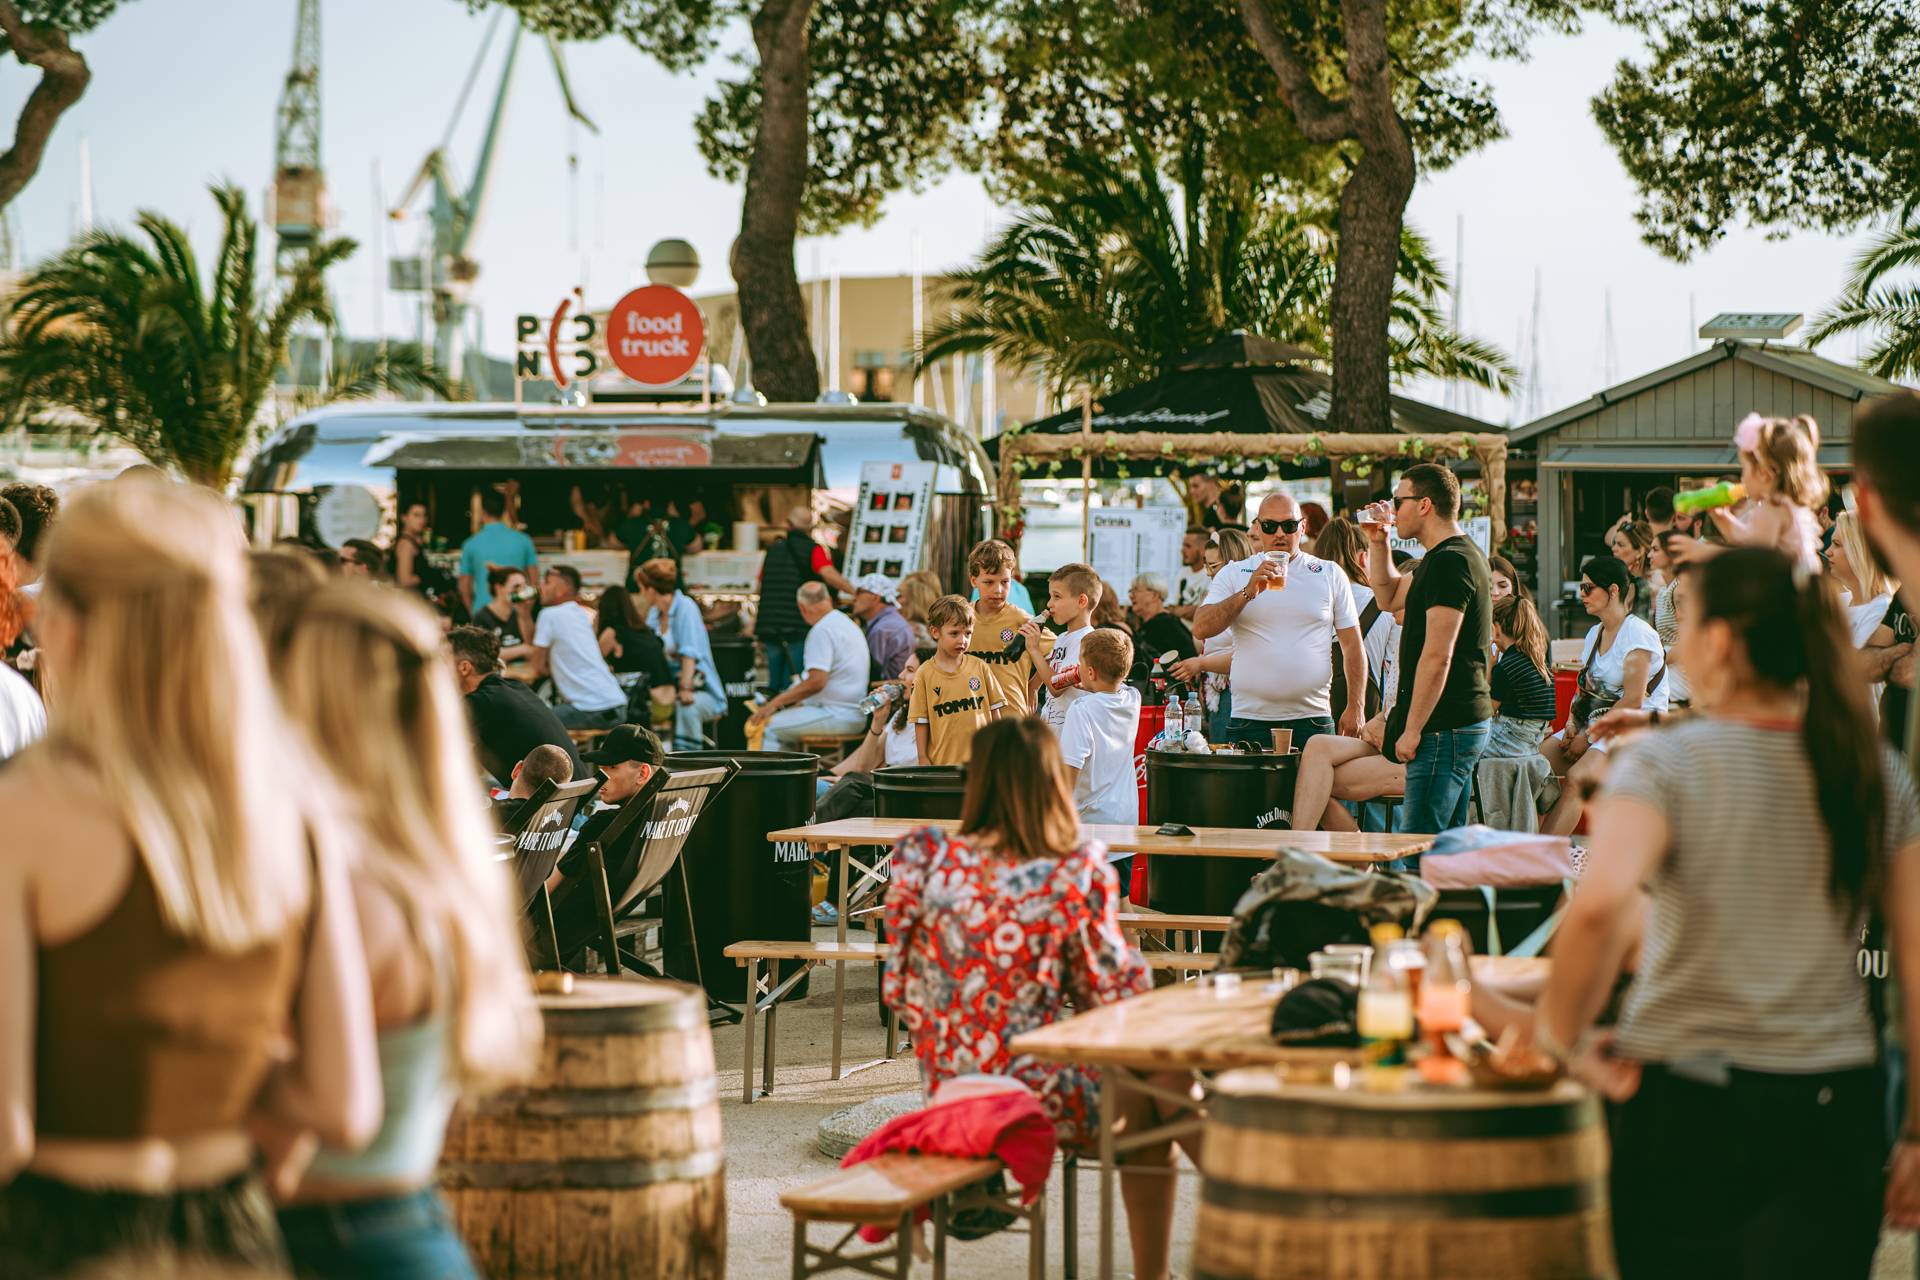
[1507,313,1909,635]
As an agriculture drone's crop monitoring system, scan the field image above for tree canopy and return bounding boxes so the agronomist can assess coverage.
[0,185,450,485]
[483,0,987,236]
[919,139,1513,402]
[0,0,123,213]
[1595,0,1920,259]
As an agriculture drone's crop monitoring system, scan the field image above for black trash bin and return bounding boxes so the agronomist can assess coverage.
[711,637,758,750]
[1146,749,1300,915]
[873,765,968,820]
[663,749,817,1003]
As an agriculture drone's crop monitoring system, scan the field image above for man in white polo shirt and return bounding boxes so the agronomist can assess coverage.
[750,581,872,750]
[1192,491,1367,750]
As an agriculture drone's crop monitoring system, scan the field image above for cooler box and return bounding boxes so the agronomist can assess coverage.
[1551,668,1578,733]
[1129,703,1166,903]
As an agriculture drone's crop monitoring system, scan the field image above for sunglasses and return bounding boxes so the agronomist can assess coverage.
[1256,517,1302,535]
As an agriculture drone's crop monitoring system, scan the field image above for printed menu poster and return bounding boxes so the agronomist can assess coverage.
[1088,507,1185,595]
[848,461,937,582]
[1390,515,1490,560]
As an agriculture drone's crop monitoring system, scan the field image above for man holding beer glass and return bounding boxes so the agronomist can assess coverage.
[1359,463,1494,835]
[1193,490,1367,750]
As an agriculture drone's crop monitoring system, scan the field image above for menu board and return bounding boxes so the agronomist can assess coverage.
[1390,515,1491,560]
[1088,507,1185,595]
[847,461,937,583]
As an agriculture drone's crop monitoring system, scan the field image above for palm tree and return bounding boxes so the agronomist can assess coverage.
[1808,213,1920,381]
[918,138,1514,404]
[0,183,451,487]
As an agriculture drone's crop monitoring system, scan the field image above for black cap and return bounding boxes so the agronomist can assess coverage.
[580,723,664,766]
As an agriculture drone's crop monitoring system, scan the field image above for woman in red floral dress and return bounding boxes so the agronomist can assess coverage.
[883,718,1191,1280]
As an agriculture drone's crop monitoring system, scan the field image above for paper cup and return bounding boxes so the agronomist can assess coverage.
[1271,728,1293,754]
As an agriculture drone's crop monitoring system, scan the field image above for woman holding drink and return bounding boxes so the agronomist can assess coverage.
[1534,549,1920,1278]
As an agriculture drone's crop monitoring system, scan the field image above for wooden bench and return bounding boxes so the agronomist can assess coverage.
[724,939,1217,1103]
[566,727,612,746]
[799,732,867,767]
[1117,911,1234,957]
[782,1153,1047,1279]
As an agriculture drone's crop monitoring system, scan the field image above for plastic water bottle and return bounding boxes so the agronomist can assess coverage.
[1184,690,1203,739]
[1165,697,1186,742]
[858,683,903,716]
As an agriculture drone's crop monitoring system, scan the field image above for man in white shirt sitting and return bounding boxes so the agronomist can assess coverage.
[519,564,628,729]
[1192,491,1368,750]
[750,581,871,750]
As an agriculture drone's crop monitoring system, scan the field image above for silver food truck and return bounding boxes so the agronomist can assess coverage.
[239,400,996,601]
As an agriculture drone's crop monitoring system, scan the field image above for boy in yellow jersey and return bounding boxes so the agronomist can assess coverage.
[911,595,1004,765]
[964,539,1045,716]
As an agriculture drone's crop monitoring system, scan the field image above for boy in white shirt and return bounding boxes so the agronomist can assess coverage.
[1058,628,1142,899]
[1020,561,1100,734]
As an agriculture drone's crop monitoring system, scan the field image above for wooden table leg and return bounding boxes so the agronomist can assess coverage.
[763,984,779,1096]
[832,842,848,1081]
[1098,1070,1117,1280]
[741,957,758,1104]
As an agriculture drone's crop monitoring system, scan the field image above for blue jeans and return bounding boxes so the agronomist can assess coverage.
[551,700,623,730]
[1207,687,1234,744]
[279,1188,477,1279]
[672,683,728,752]
[1220,713,1334,751]
[764,637,807,694]
[1396,720,1491,836]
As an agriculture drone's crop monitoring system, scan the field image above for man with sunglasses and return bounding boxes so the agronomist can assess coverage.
[1360,463,1493,836]
[1193,492,1367,750]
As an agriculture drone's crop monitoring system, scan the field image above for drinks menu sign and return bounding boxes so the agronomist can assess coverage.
[1089,507,1185,597]
[848,462,937,583]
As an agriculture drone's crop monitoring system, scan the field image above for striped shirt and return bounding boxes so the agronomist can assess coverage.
[1603,718,1919,1072]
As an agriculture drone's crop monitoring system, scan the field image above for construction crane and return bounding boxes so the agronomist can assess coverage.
[390,13,596,382]
[271,0,326,279]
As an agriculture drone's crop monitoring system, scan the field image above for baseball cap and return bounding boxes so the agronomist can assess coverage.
[854,572,898,604]
[580,724,665,766]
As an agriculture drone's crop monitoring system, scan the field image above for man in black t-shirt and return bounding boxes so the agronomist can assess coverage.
[1361,463,1493,835]
[449,626,583,782]
[1865,593,1914,751]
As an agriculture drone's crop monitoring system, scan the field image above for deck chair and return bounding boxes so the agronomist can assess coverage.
[555,763,738,984]
[504,776,600,967]
[541,768,669,973]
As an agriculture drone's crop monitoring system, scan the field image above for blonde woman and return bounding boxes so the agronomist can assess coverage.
[0,479,381,1276]
[897,569,941,648]
[1826,511,1898,650]
[264,581,541,1278]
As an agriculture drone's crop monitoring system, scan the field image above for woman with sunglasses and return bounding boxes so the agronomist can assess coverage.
[1540,555,1668,835]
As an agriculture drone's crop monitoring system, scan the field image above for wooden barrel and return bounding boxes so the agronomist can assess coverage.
[1192,1070,1614,1280]
[441,977,725,1279]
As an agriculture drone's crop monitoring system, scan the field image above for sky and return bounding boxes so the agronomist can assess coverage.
[0,0,1883,426]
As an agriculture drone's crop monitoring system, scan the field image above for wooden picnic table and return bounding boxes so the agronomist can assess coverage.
[1008,955,1551,1280]
[767,817,1436,1082]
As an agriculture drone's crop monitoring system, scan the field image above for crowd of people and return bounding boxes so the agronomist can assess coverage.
[6,393,1920,1278]
[0,475,538,1277]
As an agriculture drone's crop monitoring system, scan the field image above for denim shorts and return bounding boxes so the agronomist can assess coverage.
[279,1188,477,1280]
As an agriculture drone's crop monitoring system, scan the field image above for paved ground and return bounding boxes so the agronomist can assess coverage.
[709,938,1199,1279]
[703,930,1914,1279]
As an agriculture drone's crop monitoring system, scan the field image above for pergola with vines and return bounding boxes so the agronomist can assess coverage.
[994,429,1510,550]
